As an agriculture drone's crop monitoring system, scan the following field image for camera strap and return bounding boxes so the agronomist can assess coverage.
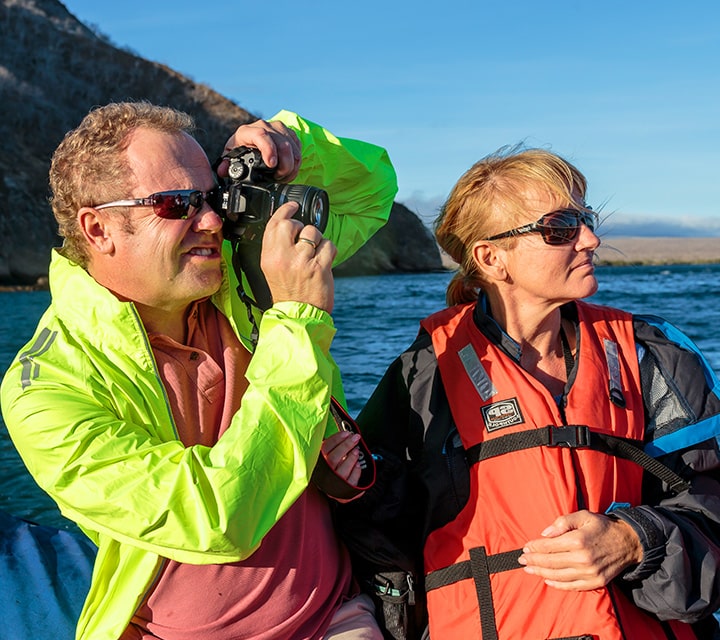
[230,238,275,348]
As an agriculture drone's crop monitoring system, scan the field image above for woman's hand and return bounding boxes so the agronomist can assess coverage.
[518,509,643,590]
[320,431,364,502]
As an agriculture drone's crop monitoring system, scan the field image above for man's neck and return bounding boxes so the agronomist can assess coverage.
[134,300,194,344]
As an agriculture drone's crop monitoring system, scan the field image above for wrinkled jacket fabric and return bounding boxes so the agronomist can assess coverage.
[344,295,720,639]
[1,111,397,640]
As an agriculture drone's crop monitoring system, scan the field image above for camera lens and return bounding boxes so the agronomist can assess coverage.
[274,184,329,232]
[309,194,325,228]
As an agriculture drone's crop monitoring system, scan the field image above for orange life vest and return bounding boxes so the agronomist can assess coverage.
[420,301,696,640]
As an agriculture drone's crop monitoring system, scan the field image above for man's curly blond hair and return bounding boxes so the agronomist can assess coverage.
[49,101,196,268]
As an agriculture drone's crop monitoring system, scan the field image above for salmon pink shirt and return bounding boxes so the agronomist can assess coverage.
[121,300,353,640]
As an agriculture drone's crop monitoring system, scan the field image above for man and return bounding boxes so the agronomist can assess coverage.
[1,101,397,640]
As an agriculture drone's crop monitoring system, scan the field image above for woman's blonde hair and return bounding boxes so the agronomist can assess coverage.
[434,145,588,306]
[49,101,196,268]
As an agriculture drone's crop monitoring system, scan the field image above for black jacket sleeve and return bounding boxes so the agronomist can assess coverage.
[610,317,720,623]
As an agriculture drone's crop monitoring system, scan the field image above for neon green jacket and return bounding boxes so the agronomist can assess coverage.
[0,111,397,640]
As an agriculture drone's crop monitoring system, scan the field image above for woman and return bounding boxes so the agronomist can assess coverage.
[341,147,720,639]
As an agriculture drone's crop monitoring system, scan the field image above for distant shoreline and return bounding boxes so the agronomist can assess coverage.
[595,236,720,266]
[440,236,720,270]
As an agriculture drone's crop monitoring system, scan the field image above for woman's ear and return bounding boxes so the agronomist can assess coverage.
[78,207,115,255]
[471,241,508,282]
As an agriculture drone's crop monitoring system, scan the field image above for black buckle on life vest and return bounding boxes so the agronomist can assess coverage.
[548,424,590,448]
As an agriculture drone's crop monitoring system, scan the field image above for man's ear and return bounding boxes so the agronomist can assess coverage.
[78,207,115,255]
[471,241,509,283]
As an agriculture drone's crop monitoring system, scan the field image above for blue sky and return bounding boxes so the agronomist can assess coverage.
[61,0,720,235]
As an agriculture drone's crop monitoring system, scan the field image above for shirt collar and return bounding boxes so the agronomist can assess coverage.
[473,292,522,361]
[472,291,578,363]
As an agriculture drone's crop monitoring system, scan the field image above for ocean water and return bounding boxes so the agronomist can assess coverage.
[333,264,720,414]
[2,263,720,530]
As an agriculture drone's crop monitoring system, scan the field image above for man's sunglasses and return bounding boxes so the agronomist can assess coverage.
[483,208,599,246]
[94,188,224,220]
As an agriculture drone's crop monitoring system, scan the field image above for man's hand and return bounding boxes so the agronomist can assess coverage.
[260,202,337,313]
[219,119,301,182]
[517,510,644,591]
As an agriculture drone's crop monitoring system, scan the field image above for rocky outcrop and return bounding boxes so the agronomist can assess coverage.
[334,202,444,275]
[0,0,441,285]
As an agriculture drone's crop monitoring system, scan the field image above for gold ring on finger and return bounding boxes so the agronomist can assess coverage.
[298,237,317,251]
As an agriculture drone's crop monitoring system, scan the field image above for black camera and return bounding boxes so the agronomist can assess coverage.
[217,146,329,243]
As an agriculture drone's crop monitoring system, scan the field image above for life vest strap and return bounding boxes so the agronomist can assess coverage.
[425,547,523,591]
[465,426,690,495]
[427,547,602,640]
[465,425,589,464]
[426,547,523,640]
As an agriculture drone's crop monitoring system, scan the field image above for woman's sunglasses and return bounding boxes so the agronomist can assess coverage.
[483,208,598,246]
[94,188,224,220]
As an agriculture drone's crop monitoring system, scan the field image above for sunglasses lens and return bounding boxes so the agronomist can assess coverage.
[151,192,191,219]
[580,211,597,232]
[539,210,580,245]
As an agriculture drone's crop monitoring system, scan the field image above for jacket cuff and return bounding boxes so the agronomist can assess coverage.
[268,300,334,323]
[260,301,336,356]
[608,506,666,581]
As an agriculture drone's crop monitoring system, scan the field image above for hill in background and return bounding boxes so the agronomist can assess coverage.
[0,0,442,285]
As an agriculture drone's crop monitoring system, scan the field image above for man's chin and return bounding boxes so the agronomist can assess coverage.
[189,271,223,300]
